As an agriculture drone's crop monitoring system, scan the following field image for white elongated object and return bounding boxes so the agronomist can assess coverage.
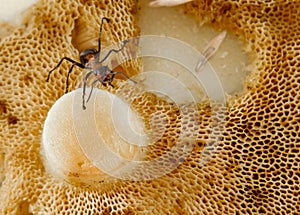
[149,0,193,7]
[196,30,227,71]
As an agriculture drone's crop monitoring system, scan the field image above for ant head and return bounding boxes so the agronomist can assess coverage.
[80,48,98,64]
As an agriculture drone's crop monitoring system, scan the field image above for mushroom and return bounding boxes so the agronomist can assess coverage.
[0,0,299,214]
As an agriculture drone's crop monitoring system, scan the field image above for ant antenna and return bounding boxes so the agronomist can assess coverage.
[98,17,110,53]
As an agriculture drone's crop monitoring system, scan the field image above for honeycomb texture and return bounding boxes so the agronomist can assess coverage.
[0,0,299,215]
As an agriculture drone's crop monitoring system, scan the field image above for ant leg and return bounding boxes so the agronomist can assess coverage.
[97,17,110,53]
[82,71,93,110]
[109,70,137,84]
[108,82,114,87]
[86,79,99,104]
[99,40,129,64]
[47,57,85,82]
[65,64,75,93]
[86,74,115,105]
[107,74,115,88]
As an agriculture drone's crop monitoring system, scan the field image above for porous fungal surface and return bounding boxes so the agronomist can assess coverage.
[0,0,299,214]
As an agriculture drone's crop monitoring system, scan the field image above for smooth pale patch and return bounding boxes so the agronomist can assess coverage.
[41,88,147,184]
[0,0,37,24]
[138,0,250,96]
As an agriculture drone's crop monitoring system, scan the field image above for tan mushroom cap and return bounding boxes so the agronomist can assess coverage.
[0,0,299,214]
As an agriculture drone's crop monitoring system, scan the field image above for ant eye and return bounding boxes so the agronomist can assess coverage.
[79,56,88,65]
[80,48,97,64]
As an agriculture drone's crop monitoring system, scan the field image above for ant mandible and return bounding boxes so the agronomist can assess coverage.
[46,17,137,110]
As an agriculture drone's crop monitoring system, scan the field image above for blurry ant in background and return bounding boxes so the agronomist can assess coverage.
[47,17,137,110]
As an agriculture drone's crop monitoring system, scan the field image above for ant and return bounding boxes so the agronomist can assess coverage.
[46,17,137,110]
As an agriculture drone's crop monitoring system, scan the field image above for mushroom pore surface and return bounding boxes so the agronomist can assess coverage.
[0,0,299,214]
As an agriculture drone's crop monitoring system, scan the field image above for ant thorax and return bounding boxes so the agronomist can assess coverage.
[86,56,101,70]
